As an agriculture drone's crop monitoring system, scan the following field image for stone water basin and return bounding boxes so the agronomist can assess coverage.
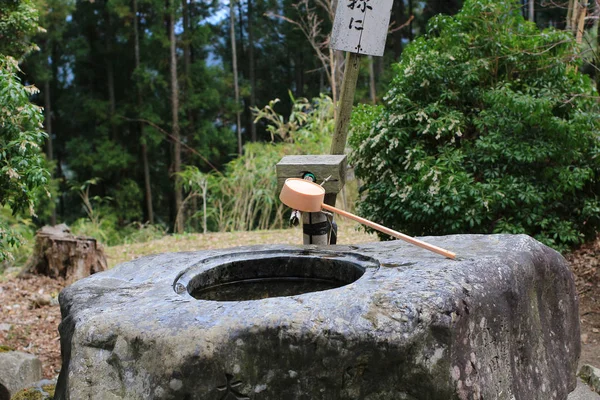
[55,235,579,400]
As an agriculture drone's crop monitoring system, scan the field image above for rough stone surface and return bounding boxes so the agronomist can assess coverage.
[569,379,600,400]
[55,234,580,400]
[580,364,600,394]
[0,351,42,399]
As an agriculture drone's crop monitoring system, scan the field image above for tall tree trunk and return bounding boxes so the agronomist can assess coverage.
[169,0,184,233]
[408,0,414,41]
[181,0,196,224]
[529,0,534,22]
[248,0,257,142]
[368,56,376,104]
[44,80,53,162]
[105,1,117,138]
[596,0,599,93]
[230,0,242,155]
[570,0,580,33]
[392,0,406,59]
[294,52,304,97]
[44,76,56,226]
[133,0,154,224]
[330,0,340,117]
[237,0,245,56]
[567,0,575,31]
[182,0,193,131]
[576,0,589,44]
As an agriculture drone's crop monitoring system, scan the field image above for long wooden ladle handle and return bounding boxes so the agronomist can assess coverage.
[321,203,456,259]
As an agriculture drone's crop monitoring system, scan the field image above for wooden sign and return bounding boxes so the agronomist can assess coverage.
[330,0,394,57]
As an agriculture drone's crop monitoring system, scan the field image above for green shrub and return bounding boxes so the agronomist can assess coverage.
[350,0,600,251]
[0,206,35,272]
[0,1,49,262]
[0,56,49,262]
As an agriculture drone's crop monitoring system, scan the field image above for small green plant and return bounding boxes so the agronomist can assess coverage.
[350,0,600,251]
[0,344,12,352]
[251,91,310,142]
[0,206,35,272]
[69,178,119,244]
[121,222,167,244]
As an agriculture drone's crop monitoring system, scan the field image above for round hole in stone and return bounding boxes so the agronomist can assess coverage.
[180,252,376,301]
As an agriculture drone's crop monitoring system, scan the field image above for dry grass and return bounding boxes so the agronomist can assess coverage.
[105,221,377,268]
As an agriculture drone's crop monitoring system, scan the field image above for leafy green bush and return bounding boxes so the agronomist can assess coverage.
[0,0,42,59]
[0,206,35,272]
[179,93,334,232]
[350,0,600,250]
[0,57,48,262]
[0,1,49,263]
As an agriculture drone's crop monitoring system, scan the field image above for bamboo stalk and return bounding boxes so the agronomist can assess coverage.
[321,203,456,259]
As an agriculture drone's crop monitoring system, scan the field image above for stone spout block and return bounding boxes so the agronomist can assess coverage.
[276,154,347,195]
[55,235,579,400]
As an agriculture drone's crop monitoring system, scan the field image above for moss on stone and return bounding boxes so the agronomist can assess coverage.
[42,385,55,398]
[11,389,43,400]
[0,344,12,353]
[11,385,55,400]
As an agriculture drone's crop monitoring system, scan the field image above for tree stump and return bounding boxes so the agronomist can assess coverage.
[22,224,107,283]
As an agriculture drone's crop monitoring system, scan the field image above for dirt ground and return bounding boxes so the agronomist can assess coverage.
[566,239,600,369]
[0,229,598,379]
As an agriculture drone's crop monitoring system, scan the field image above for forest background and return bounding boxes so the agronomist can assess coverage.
[1,0,600,268]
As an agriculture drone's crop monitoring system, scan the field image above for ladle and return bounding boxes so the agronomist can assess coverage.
[280,178,456,259]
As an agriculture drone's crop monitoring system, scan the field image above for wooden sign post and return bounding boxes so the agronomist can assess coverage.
[326,0,393,209]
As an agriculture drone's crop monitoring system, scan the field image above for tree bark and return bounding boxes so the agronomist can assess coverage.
[392,0,405,59]
[368,55,376,104]
[105,0,117,139]
[330,52,361,156]
[133,0,154,224]
[44,80,53,162]
[44,76,56,226]
[230,0,242,155]
[182,0,193,132]
[237,0,245,56]
[567,0,575,31]
[596,0,600,93]
[22,224,107,283]
[294,52,304,97]
[169,0,184,233]
[248,0,257,142]
[576,0,589,44]
[408,0,414,41]
[571,0,580,33]
[529,0,535,22]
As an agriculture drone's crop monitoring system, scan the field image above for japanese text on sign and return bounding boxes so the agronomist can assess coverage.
[330,0,393,56]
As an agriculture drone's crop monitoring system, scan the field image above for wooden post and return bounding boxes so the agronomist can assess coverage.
[325,52,361,208]
[330,52,361,156]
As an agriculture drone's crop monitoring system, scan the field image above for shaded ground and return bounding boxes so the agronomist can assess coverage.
[0,226,598,380]
[566,239,600,370]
